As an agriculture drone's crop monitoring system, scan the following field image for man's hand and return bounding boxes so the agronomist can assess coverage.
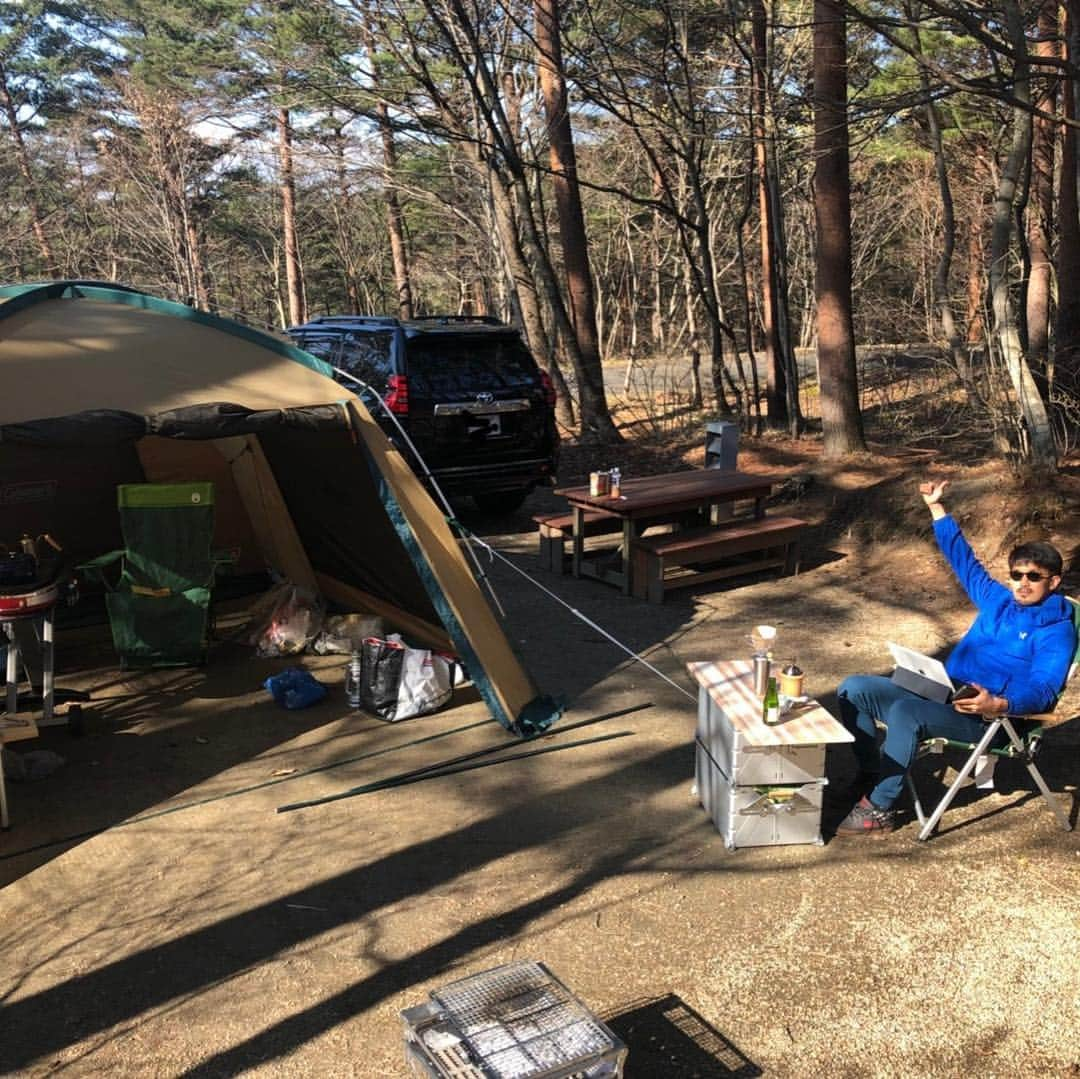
[953,684,1008,718]
[919,479,948,505]
[919,479,948,520]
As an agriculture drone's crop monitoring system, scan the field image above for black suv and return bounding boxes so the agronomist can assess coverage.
[286,315,559,513]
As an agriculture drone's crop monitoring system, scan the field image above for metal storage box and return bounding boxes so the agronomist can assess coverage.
[401,960,626,1078]
[696,738,826,849]
[696,687,826,784]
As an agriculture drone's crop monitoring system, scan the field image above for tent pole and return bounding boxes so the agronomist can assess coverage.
[333,368,507,617]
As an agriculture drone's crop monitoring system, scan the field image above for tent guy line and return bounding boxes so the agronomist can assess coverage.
[447,520,698,703]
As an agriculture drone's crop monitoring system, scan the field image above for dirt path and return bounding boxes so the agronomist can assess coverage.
[2,446,1078,1077]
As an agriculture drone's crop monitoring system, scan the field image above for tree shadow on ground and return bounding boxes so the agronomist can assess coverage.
[0,736,926,1075]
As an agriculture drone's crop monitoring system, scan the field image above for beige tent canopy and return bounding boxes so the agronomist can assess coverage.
[0,281,558,734]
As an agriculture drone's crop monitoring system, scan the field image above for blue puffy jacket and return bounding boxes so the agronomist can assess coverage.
[935,515,1076,714]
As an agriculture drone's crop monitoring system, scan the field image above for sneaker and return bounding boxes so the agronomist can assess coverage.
[835,795,896,836]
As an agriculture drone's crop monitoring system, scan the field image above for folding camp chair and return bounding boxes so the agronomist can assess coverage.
[907,597,1080,841]
[79,483,230,668]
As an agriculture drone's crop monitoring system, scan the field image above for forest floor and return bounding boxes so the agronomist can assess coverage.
[1,376,1079,1077]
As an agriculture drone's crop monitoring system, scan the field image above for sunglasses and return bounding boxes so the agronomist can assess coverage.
[1010,569,1051,583]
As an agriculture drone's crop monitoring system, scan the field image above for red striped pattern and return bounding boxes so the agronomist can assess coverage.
[687,659,854,747]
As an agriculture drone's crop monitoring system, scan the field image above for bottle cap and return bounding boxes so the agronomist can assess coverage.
[783,662,802,676]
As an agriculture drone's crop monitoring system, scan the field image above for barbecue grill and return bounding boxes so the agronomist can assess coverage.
[401,961,626,1078]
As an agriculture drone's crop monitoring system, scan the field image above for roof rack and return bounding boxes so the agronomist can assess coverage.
[410,314,506,326]
[299,314,395,326]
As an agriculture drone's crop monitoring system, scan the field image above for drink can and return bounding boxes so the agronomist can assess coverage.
[752,653,770,696]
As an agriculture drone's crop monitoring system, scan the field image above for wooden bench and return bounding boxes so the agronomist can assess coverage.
[533,509,622,573]
[631,516,808,603]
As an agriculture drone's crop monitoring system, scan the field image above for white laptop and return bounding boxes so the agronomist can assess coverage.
[887,642,972,704]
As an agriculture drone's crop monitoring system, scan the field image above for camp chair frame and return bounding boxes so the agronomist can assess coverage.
[906,719,1072,841]
[907,596,1078,842]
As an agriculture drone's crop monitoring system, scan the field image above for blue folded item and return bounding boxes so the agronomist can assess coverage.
[264,667,328,710]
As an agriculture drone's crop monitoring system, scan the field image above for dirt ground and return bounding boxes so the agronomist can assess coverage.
[2,432,1079,1078]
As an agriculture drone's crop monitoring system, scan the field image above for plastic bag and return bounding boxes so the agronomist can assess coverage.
[310,614,384,655]
[263,667,328,710]
[360,634,455,722]
[247,584,324,657]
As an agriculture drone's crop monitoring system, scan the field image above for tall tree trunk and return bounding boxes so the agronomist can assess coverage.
[1054,0,1080,388]
[378,102,414,320]
[910,9,970,384]
[364,19,414,319]
[650,165,665,351]
[0,59,57,277]
[1025,0,1058,382]
[484,155,576,430]
[964,216,987,347]
[813,0,866,455]
[990,0,1056,466]
[277,105,305,326]
[752,0,786,428]
[534,0,618,443]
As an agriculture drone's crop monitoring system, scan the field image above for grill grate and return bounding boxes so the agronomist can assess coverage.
[422,961,621,1079]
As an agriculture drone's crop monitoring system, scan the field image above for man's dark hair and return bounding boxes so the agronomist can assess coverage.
[1009,540,1063,577]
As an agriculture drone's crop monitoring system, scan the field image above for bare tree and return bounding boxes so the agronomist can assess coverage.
[534,0,616,441]
[988,0,1055,465]
[813,0,866,455]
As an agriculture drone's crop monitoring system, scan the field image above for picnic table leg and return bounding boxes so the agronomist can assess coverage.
[571,505,584,578]
[620,519,634,595]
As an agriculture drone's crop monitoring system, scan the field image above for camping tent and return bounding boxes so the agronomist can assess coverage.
[0,280,559,734]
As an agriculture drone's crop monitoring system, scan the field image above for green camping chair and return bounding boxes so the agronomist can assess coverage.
[79,483,228,667]
[907,596,1080,841]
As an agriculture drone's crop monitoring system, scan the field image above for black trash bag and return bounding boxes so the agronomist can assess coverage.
[360,634,454,722]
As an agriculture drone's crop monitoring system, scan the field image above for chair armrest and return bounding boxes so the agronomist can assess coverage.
[76,550,124,590]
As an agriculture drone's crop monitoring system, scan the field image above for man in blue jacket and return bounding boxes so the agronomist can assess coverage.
[835,479,1076,836]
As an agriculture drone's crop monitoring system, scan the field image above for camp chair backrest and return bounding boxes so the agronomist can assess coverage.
[117,483,216,593]
[1065,597,1080,685]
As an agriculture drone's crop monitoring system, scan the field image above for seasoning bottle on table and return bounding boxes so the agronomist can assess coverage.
[762,676,781,725]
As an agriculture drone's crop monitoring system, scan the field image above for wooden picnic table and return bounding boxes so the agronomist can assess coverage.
[553,469,778,595]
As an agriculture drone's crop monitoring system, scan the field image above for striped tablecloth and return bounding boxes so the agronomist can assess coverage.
[687,659,853,748]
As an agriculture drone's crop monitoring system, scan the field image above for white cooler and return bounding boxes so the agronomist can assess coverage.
[695,737,826,849]
[688,659,854,850]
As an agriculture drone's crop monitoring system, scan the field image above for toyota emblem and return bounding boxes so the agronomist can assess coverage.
[475,392,494,404]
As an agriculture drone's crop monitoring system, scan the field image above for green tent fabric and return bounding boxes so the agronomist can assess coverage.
[0,281,560,735]
[80,483,221,668]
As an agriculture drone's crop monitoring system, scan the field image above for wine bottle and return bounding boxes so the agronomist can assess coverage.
[763,676,781,725]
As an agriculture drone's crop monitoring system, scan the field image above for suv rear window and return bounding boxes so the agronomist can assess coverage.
[290,333,341,365]
[407,336,538,397]
[338,332,394,391]
[291,329,394,392]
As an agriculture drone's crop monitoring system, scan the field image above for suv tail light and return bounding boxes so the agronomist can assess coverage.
[385,374,409,415]
[539,370,557,409]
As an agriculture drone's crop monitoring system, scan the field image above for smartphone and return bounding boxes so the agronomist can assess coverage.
[951,683,979,702]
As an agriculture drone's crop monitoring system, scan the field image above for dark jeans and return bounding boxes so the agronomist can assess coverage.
[836,675,992,809]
